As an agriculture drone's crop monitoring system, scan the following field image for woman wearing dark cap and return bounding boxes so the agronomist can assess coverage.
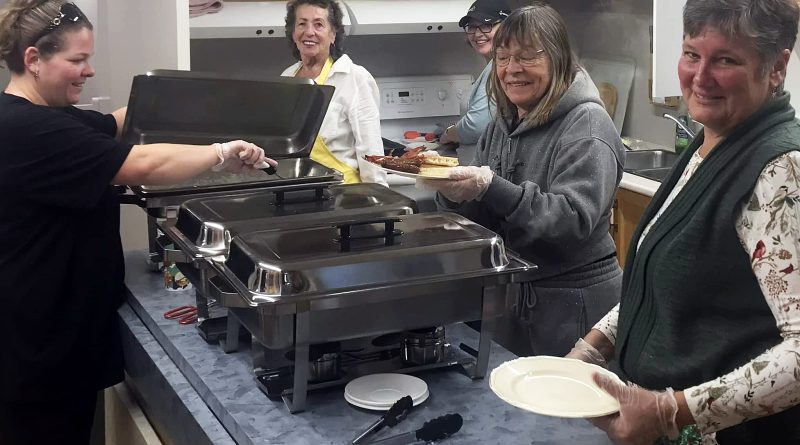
[0,1,274,443]
[422,4,624,358]
[281,0,387,185]
[567,1,800,444]
[439,0,511,157]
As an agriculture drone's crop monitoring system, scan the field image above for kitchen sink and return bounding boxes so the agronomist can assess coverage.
[623,149,678,171]
[629,167,672,182]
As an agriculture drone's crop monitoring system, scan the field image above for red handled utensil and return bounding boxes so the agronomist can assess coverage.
[163,305,198,325]
[403,130,436,142]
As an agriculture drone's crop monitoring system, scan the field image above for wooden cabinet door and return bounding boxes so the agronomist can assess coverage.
[613,188,652,267]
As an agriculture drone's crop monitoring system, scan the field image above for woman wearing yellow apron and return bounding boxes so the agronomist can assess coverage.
[281,0,388,186]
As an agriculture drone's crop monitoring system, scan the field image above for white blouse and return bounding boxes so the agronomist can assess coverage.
[281,55,388,185]
[594,150,800,444]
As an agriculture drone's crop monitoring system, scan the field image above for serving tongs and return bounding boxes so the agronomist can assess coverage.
[351,396,413,444]
[367,413,463,445]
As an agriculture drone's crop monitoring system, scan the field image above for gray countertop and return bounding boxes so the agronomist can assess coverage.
[122,250,613,445]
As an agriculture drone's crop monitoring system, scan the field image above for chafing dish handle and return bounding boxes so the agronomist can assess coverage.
[507,251,539,283]
[336,216,403,251]
[273,185,327,206]
[116,186,145,207]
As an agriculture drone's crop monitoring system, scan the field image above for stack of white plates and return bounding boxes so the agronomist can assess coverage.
[344,373,429,411]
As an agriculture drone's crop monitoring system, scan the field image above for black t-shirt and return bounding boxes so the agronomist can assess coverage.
[0,93,133,402]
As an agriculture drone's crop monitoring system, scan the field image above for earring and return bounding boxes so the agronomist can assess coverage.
[33,71,39,80]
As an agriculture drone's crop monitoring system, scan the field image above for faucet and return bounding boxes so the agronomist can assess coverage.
[662,113,696,139]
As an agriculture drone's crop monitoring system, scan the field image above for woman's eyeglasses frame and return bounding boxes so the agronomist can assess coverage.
[32,2,85,44]
[463,21,500,35]
[493,49,546,67]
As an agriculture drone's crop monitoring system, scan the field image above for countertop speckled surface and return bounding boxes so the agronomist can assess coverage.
[123,250,613,445]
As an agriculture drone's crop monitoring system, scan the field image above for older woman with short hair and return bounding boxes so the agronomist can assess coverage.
[567,1,800,444]
[281,0,387,185]
[423,3,625,358]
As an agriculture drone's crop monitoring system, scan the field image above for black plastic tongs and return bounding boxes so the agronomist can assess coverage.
[351,396,414,445]
[367,413,463,445]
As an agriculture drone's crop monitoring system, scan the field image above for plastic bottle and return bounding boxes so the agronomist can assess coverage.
[674,115,690,154]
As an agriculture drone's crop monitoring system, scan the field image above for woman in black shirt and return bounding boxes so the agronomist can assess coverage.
[0,1,276,443]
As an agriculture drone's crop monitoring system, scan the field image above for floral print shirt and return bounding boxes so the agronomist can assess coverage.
[594,151,800,444]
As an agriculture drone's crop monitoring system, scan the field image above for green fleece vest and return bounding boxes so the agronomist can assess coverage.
[616,93,800,444]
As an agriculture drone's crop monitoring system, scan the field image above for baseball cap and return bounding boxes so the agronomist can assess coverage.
[458,0,512,28]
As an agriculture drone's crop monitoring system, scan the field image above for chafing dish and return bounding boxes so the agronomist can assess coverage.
[118,69,341,267]
[158,183,417,341]
[208,212,536,412]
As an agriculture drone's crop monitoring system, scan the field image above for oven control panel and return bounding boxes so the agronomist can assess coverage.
[376,75,473,119]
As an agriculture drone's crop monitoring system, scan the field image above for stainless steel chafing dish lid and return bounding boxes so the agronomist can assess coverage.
[120,70,340,198]
[121,69,333,153]
[169,183,417,258]
[220,213,516,304]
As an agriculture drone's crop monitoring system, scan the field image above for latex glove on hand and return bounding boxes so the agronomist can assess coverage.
[418,166,493,203]
[565,338,608,368]
[591,374,680,445]
[212,140,276,173]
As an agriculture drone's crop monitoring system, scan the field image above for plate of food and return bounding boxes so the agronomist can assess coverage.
[490,356,623,418]
[365,147,459,180]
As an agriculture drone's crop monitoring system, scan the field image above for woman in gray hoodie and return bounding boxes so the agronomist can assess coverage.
[424,3,625,357]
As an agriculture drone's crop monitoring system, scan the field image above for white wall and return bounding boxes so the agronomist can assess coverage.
[555,0,677,147]
[98,0,189,251]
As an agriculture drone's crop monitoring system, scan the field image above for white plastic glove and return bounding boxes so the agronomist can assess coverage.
[418,165,493,203]
[590,374,680,445]
[565,338,608,368]
[211,140,275,173]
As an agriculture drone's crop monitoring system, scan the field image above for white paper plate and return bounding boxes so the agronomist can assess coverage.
[345,373,429,409]
[345,388,429,411]
[490,356,624,418]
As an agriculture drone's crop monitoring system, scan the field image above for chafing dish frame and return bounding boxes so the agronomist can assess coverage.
[206,213,536,413]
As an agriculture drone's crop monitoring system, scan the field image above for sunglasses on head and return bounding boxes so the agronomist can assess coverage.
[33,2,86,44]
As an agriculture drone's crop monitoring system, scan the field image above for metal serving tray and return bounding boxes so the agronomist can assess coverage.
[128,158,341,208]
[165,183,417,260]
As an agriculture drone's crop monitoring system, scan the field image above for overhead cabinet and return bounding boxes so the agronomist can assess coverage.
[651,0,685,99]
[190,1,352,39]
[190,0,472,39]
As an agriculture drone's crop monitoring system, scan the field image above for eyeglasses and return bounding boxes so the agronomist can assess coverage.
[33,2,85,44]
[494,49,546,67]
[463,22,498,35]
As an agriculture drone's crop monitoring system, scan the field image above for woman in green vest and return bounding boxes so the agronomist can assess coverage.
[567,1,800,444]
[281,0,387,186]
